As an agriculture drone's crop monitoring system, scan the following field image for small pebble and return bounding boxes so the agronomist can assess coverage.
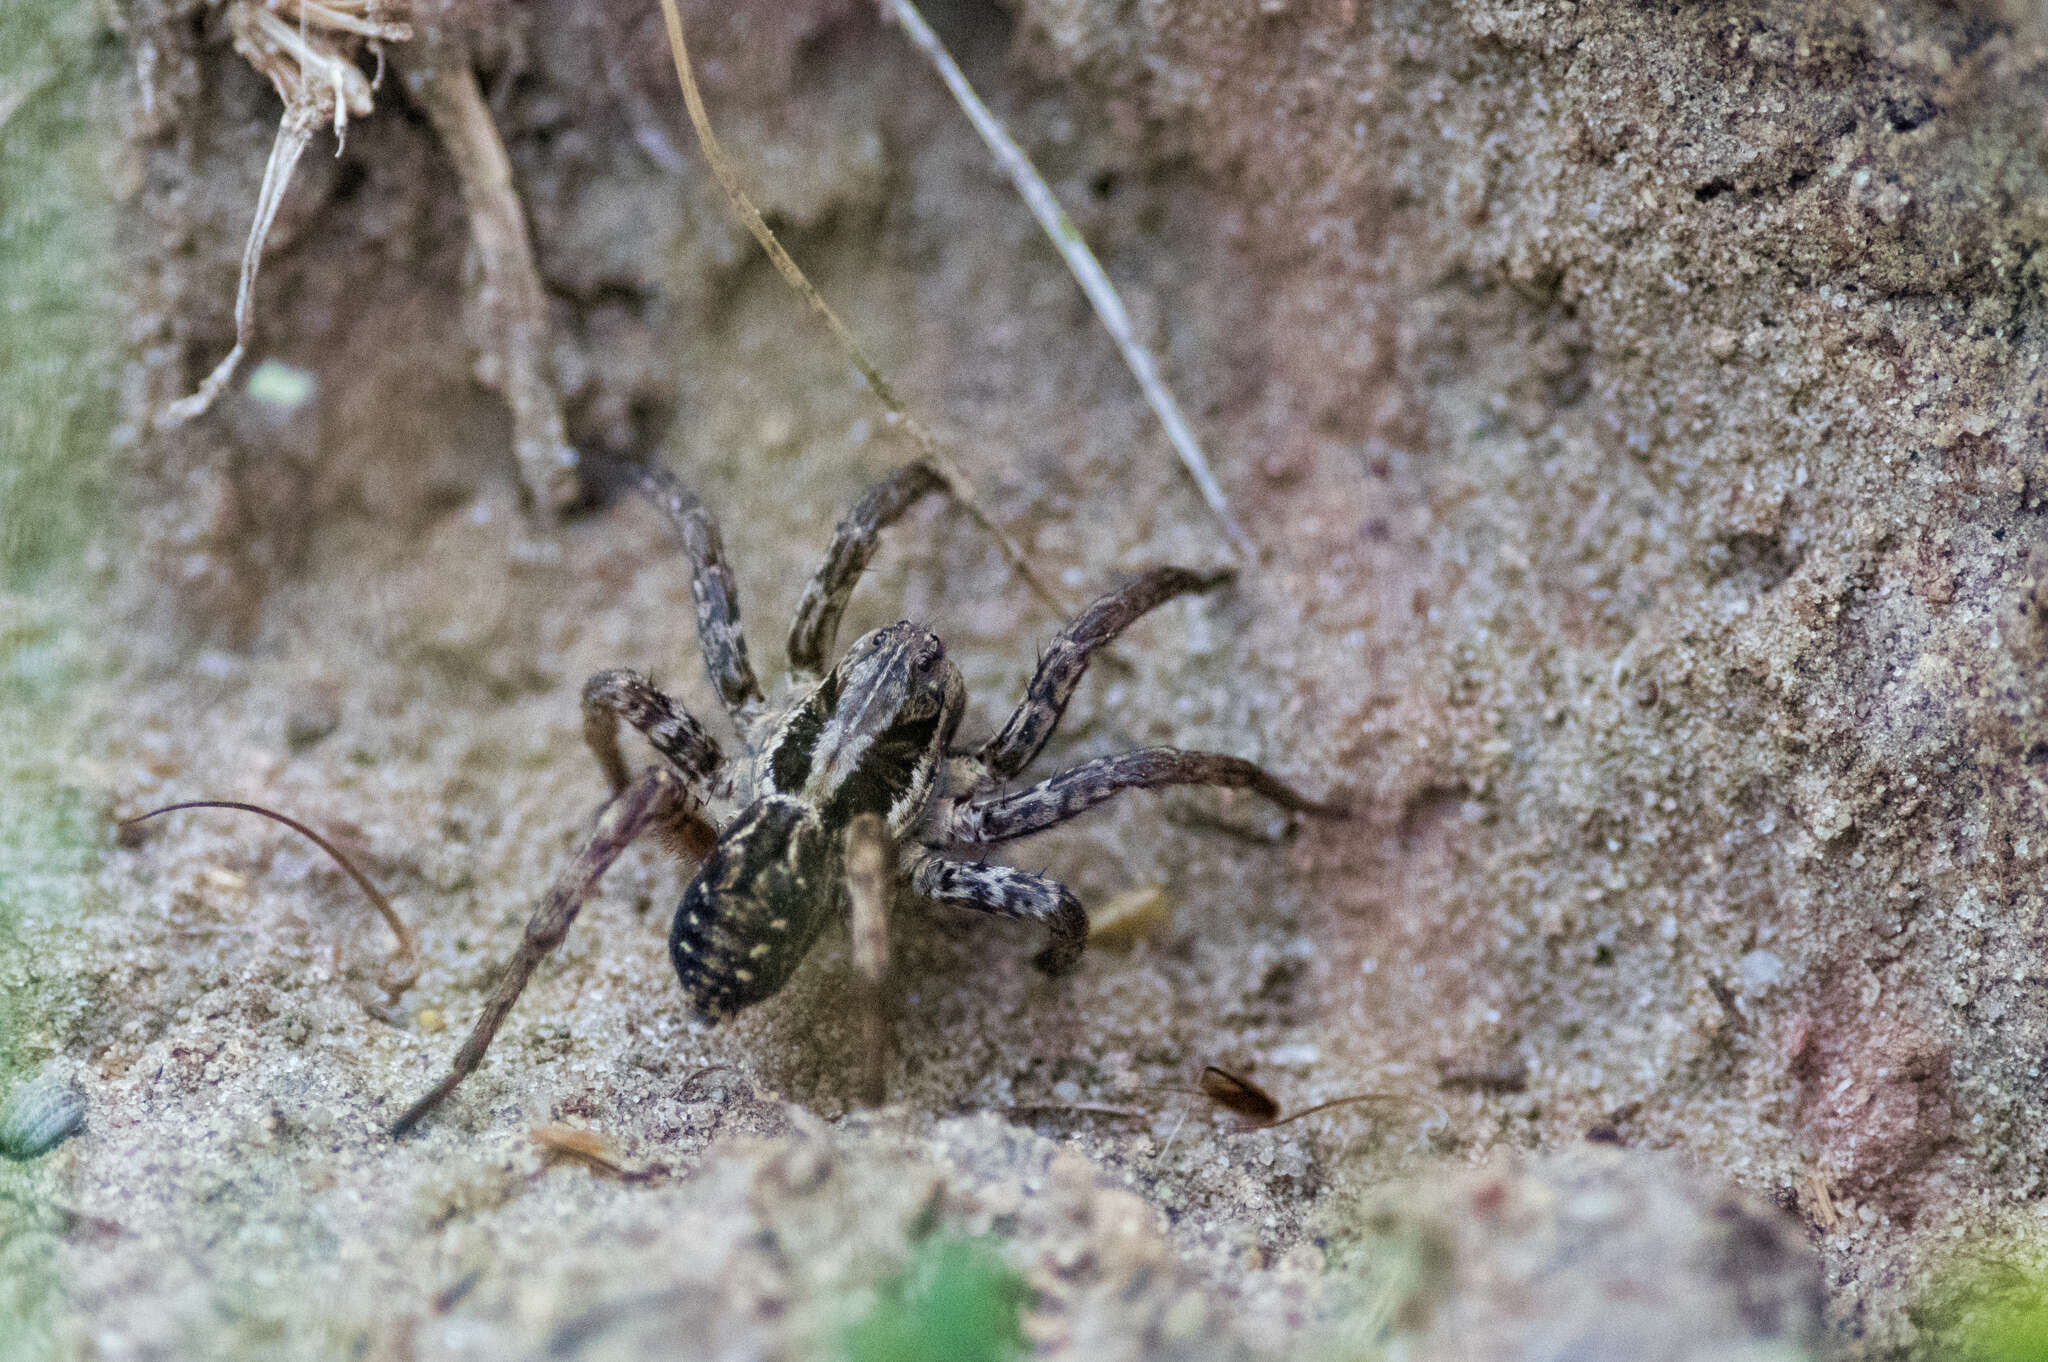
[245,358,316,412]
[1739,949,1785,993]
[0,1071,85,1161]
[284,689,341,750]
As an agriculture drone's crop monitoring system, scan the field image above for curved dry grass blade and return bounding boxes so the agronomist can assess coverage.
[120,799,420,998]
[881,0,1252,561]
[653,0,1072,618]
[1257,1091,1413,1129]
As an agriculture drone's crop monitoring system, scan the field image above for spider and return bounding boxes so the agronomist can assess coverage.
[390,461,1345,1134]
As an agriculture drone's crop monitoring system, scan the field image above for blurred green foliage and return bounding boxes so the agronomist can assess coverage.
[0,0,117,1096]
[0,1,120,1354]
[0,0,120,589]
[843,1237,1028,1362]
[1915,1251,2048,1362]
[0,0,120,1080]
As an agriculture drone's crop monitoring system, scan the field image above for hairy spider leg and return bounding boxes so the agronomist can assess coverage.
[581,668,727,860]
[787,461,948,677]
[976,566,1232,781]
[581,668,726,795]
[844,811,895,1106]
[632,463,764,727]
[390,766,690,1137]
[948,748,1346,847]
[908,854,1088,975]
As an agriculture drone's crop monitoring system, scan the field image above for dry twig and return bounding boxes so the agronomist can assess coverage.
[880,0,1253,560]
[653,0,1072,617]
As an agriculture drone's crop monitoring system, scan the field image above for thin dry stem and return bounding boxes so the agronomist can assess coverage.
[121,799,420,999]
[653,0,1072,619]
[881,0,1253,561]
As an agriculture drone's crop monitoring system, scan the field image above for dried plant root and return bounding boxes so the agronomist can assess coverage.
[159,0,413,429]
[881,0,1253,561]
[655,0,1073,618]
[162,3,580,513]
[160,102,320,428]
[405,53,580,515]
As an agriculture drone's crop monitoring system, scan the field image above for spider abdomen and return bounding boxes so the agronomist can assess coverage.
[668,795,838,1018]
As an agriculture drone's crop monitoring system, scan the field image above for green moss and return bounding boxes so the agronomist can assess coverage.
[842,1237,1028,1362]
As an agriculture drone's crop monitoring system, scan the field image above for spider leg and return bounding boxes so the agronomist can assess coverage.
[390,766,688,1137]
[947,747,1347,845]
[581,668,725,794]
[977,567,1230,781]
[581,669,725,859]
[630,463,764,727]
[844,811,895,1106]
[787,461,947,677]
[909,852,1087,975]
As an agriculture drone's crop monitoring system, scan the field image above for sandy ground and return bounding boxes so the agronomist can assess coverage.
[9,0,2048,1356]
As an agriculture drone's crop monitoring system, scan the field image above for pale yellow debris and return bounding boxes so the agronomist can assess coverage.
[1088,883,1172,949]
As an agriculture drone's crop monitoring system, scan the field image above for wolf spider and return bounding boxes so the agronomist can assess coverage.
[391,461,1344,1134]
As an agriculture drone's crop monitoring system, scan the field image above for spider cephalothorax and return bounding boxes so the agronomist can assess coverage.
[672,621,966,1018]
[392,461,1343,1134]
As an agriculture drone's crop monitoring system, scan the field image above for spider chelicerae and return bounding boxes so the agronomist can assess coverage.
[392,460,1344,1134]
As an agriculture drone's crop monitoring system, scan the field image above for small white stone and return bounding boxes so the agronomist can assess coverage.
[1739,950,1785,993]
